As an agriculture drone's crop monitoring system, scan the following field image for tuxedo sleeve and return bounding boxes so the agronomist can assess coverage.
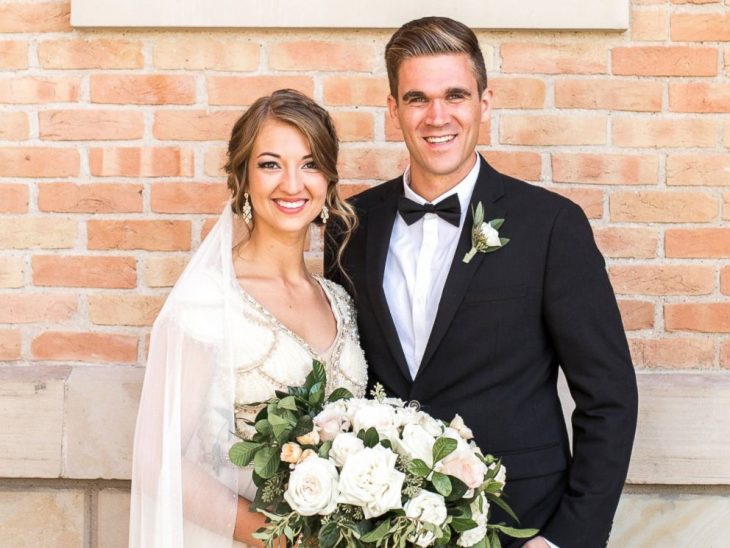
[540,201,638,548]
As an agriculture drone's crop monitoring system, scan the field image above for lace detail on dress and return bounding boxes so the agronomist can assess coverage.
[232,276,367,439]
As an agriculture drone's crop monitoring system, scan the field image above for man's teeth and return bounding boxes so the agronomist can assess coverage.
[425,135,455,144]
[276,199,306,209]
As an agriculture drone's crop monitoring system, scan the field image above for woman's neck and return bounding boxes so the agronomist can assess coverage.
[235,226,310,282]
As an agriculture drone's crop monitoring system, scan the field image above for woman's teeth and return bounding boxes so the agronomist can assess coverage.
[275,199,306,209]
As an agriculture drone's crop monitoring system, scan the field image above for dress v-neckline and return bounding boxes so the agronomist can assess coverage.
[235,274,342,360]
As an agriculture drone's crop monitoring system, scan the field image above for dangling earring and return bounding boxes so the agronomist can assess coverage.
[242,192,252,224]
[320,205,329,224]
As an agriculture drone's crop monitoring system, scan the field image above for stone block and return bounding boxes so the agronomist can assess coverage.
[0,367,68,477]
[64,366,143,479]
[0,488,85,547]
[610,492,730,546]
[98,488,130,548]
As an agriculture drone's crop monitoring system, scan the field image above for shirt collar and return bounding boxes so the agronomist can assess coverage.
[402,152,480,226]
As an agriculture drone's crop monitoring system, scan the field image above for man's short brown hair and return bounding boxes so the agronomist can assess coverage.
[385,16,487,99]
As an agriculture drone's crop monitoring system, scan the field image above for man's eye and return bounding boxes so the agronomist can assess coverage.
[447,94,466,101]
[258,161,279,169]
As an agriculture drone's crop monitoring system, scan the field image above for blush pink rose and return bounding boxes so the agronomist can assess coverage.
[438,449,488,489]
[314,403,350,441]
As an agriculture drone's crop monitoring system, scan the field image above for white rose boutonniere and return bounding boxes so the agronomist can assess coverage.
[463,202,509,264]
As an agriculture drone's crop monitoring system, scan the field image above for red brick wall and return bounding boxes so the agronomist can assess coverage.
[1,0,729,369]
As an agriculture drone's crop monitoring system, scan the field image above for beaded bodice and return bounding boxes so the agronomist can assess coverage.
[232,275,367,437]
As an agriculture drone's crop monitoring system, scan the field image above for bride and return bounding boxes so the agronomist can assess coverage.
[128,89,368,547]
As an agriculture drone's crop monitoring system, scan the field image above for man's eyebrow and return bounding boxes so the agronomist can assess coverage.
[446,87,471,97]
[402,90,427,102]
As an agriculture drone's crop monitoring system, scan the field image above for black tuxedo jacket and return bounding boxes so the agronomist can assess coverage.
[325,155,638,547]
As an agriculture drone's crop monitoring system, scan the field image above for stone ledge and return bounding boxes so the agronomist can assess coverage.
[1,367,729,484]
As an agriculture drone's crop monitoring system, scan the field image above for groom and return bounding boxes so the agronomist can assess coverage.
[326,16,638,548]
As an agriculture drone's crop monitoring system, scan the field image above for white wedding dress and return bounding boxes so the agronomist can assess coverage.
[128,202,367,548]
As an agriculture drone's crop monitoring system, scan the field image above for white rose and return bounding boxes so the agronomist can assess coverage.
[479,222,501,247]
[449,414,474,441]
[417,412,445,438]
[314,402,350,441]
[457,495,490,547]
[404,490,448,547]
[351,402,399,441]
[337,445,405,519]
[283,456,339,516]
[394,405,420,428]
[442,427,471,452]
[329,432,365,468]
[396,423,437,466]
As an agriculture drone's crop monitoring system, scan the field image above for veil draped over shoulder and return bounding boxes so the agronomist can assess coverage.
[129,202,249,547]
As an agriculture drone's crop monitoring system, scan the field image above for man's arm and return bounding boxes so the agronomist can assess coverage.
[540,200,639,548]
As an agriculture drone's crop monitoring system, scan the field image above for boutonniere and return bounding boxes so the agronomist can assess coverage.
[463,202,510,263]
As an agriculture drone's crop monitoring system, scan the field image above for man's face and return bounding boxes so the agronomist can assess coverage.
[388,53,491,191]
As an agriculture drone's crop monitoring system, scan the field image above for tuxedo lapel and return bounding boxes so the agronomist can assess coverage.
[364,179,412,383]
[417,157,505,377]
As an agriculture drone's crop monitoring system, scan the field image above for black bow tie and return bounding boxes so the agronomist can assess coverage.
[397,194,461,227]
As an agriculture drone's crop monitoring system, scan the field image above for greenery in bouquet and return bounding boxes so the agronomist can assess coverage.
[229,361,538,547]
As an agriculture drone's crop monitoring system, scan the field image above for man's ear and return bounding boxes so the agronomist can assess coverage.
[480,88,493,123]
[387,94,401,130]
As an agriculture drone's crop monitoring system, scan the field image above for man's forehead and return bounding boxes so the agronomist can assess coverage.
[396,53,479,96]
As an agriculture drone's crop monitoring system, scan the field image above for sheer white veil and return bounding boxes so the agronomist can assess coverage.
[129,202,249,547]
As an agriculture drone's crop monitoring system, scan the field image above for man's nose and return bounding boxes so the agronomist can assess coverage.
[426,99,448,125]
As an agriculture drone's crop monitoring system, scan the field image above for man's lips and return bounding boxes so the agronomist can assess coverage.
[424,135,456,144]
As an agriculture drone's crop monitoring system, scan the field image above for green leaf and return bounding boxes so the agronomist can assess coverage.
[360,518,391,542]
[327,387,353,403]
[407,458,431,478]
[499,237,510,246]
[357,427,379,448]
[253,446,280,479]
[278,395,298,411]
[450,517,478,533]
[268,412,292,442]
[489,218,505,230]
[473,202,484,225]
[490,525,540,538]
[228,440,260,467]
[305,360,327,390]
[318,440,333,458]
[308,381,325,407]
[255,419,272,436]
[431,471,452,497]
[445,476,469,501]
[487,494,519,523]
[436,524,451,545]
[291,415,314,439]
[432,437,458,464]
[318,520,340,548]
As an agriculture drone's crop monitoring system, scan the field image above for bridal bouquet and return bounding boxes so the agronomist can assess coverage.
[229,362,537,547]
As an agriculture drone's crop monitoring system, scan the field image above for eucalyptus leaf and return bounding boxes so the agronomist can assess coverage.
[407,458,431,478]
[431,471,452,497]
[491,525,540,538]
[474,202,485,225]
[450,517,478,533]
[253,446,280,479]
[489,218,505,230]
[487,494,519,522]
[228,440,260,467]
[432,437,458,463]
[360,519,391,542]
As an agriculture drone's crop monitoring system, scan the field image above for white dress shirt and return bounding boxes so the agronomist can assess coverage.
[383,154,480,380]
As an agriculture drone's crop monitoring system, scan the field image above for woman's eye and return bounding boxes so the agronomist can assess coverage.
[303,161,318,170]
[257,161,279,169]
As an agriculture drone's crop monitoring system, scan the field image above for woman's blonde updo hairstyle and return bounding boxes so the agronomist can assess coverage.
[224,89,357,267]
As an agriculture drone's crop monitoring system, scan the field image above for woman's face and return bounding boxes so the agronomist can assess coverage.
[246,118,329,237]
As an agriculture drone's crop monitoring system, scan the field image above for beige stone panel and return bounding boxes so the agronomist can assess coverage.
[64,366,143,479]
[0,366,68,477]
[610,493,730,546]
[98,489,130,548]
[0,488,85,547]
[559,373,730,485]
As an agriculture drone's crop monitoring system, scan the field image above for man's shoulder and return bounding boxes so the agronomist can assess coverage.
[347,177,402,211]
[498,169,582,219]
